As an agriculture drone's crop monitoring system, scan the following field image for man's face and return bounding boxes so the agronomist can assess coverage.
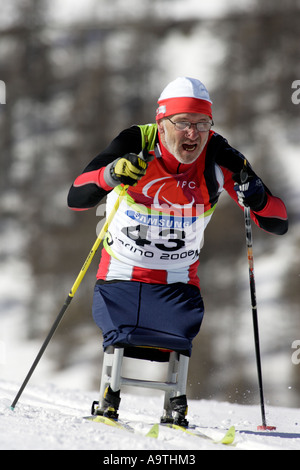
[157,113,211,164]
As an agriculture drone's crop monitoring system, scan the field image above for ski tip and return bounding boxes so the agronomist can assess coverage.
[220,426,236,444]
[146,423,159,438]
[257,425,277,431]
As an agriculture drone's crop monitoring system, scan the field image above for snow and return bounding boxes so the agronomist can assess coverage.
[1,379,300,451]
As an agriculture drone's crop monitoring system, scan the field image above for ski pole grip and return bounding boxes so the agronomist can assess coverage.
[240,159,249,184]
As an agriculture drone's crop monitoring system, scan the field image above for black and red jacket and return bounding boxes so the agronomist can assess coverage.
[68,125,288,288]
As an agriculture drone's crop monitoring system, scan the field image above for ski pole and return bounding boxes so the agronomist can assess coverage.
[240,162,276,431]
[10,184,128,410]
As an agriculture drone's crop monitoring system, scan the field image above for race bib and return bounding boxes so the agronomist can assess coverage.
[103,188,207,269]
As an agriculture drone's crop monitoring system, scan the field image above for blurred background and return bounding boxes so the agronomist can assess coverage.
[0,0,299,409]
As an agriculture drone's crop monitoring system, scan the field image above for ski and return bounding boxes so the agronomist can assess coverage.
[163,423,236,445]
[84,415,235,445]
[84,414,160,438]
[146,423,160,438]
[84,415,135,433]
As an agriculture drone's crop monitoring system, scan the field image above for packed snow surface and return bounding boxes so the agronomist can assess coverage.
[1,380,300,451]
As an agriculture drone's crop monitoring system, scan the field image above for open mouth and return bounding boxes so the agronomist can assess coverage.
[182,143,197,152]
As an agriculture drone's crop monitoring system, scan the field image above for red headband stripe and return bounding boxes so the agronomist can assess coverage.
[156,97,212,121]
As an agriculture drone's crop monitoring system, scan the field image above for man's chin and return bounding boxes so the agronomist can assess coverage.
[177,151,200,164]
[177,139,208,164]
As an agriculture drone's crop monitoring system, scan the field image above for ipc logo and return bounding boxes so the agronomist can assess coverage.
[0,80,6,104]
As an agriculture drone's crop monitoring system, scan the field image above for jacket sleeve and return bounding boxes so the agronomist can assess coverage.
[67,126,142,210]
[215,134,288,235]
[224,170,288,235]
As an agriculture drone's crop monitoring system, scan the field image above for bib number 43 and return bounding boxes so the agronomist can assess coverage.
[121,224,185,252]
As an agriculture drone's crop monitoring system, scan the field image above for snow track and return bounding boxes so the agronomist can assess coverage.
[1,379,300,451]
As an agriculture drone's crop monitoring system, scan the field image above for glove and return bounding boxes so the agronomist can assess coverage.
[233,173,267,211]
[104,153,148,187]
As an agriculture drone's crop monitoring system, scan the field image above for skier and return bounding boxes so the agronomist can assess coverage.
[68,77,288,424]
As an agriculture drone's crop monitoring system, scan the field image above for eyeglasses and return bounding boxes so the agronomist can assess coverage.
[167,118,214,132]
